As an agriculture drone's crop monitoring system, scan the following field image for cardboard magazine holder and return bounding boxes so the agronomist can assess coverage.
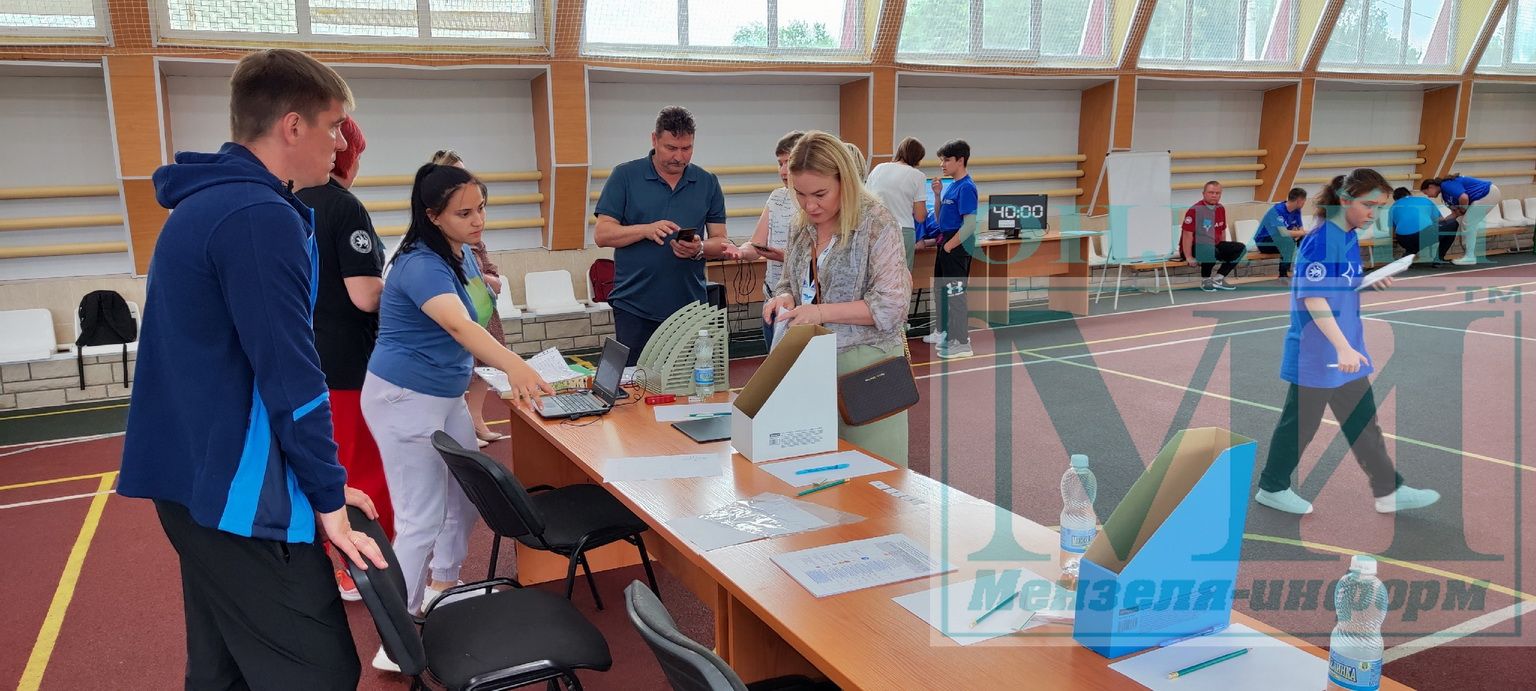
[1072,427,1258,658]
[732,325,837,463]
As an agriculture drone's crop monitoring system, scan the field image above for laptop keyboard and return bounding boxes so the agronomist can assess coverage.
[545,391,606,414]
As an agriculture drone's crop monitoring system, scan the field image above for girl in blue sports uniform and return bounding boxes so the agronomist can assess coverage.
[1254,169,1440,516]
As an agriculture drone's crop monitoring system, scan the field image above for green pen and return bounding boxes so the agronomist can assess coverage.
[796,478,846,496]
[1167,648,1248,679]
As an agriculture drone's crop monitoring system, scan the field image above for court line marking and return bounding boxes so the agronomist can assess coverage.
[0,472,115,493]
[0,402,128,422]
[1245,533,1533,602]
[18,472,116,691]
[0,489,115,510]
[1367,317,1536,343]
[1383,601,1536,663]
[0,432,123,452]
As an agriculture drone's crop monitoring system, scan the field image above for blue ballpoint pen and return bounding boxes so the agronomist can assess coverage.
[795,462,850,475]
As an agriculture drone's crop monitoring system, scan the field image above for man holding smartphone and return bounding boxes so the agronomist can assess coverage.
[595,106,731,365]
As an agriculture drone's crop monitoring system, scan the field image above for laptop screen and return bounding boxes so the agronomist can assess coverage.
[593,337,629,400]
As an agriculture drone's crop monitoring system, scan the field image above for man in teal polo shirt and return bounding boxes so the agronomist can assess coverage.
[595,106,731,365]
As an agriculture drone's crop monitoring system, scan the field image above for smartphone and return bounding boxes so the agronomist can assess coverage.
[676,227,697,242]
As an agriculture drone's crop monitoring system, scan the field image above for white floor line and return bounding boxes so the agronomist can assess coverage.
[0,489,116,511]
[1367,317,1536,343]
[1383,599,1536,663]
[0,432,123,459]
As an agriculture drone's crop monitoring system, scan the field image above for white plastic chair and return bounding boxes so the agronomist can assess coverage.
[0,309,58,364]
[1500,199,1532,226]
[523,270,586,315]
[495,275,522,319]
[73,301,140,357]
[1478,202,1513,229]
[1234,219,1261,250]
[1523,197,1536,222]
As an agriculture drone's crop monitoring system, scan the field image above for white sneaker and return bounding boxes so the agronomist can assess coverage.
[1255,489,1314,515]
[1451,257,1478,266]
[1375,486,1440,513]
[372,646,401,673]
[422,580,487,613]
[923,330,946,344]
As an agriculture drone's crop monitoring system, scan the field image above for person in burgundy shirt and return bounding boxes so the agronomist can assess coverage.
[1179,181,1246,291]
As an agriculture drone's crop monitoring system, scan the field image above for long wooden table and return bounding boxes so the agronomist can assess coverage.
[707,231,1098,320]
[503,394,1409,690]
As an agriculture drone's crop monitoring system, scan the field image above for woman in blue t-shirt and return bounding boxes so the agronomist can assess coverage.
[1254,169,1440,516]
[360,163,552,652]
[1420,174,1500,266]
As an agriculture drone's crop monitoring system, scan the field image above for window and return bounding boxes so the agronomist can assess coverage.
[1477,0,1536,73]
[0,0,110,44]
[583,0,868,59]
[1321,0,1455,70]
[1140,0,1296,67]
[152,0,544,49]
[896,0,1111,66]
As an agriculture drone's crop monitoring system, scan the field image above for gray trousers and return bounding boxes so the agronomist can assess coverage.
[361,372,479,614]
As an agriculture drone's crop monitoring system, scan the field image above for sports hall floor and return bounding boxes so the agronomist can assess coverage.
[5,256,1536,690]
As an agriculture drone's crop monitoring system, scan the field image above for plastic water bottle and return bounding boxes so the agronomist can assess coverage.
[1057,454,1098,588]
[689,330,714,402]
[1328,555,1387,691]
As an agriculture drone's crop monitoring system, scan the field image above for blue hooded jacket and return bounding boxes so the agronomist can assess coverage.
[119,143,345,543]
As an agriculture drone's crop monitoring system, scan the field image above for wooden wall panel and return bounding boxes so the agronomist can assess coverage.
[530,71,554,246]
[1417,82,1471,179]
[870,67,897,165]
[1255,81,1312,201]
[549,166,589,251]
[1079,78,1134,215]
[839,77,871,159]
[124,178,168,275]
[107,55,164,177]
[550,62,588,165]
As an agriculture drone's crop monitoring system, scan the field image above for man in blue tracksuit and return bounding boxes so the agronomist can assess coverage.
[119,49,385,690]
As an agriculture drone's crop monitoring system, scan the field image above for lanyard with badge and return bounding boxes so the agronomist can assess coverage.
[800,236,836,307]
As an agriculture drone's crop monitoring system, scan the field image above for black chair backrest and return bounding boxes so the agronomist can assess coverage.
[624,581,748,691]
[432,431,546,539]
[345,506,429,677]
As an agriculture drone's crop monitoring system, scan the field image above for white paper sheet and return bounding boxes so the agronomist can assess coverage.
[1106,623,1327,690]
[527,347,585,384]
[653,403,732,422]
[667,516,763,551]
[772,533,954,598]
[474,367,510,394]
[759,450,896,488]
[602,453,725,482]
[892,571,1063,646]
[1356,253,1414,291]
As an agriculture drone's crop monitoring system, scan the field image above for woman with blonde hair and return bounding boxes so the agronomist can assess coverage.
[763,131,912,466]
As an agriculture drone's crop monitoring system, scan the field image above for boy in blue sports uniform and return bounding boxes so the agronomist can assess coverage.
[925,140,979,359]
[1255,169,1440,516]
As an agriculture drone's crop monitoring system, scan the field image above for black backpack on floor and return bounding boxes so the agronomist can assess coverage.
[76,290,137,389]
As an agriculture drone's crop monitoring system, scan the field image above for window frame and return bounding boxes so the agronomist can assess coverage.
[1481,1,1536,73]
[581,0,871,60]
[151,0,548,51]
[1139,0,1295,68]
[0,1,112,45]
[1321,0,1457,70]
[895,0,1051,64]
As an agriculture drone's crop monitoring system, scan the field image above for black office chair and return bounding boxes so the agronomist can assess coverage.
[432,431,659,610]
[624,582,836,691]
[344,506,612,691]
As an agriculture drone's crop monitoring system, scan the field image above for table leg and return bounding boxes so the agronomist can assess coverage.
[1048,237,1092,316]
[723,595,824,684]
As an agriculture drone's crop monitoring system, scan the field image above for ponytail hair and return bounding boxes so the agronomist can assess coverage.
[1313,168,1391,223]
[392,162,486,285]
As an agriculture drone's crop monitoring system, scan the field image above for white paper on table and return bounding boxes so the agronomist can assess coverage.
[772,533,954,598]
[474,367,510,394]
[602,453,725,482]
[758,450,896,487]
[892,572,1062,646]
[667,516,763,551]
[1106,623,1326,690]
[527,347,585,384]
[653,403,733,422]
[1356,253,1414,292]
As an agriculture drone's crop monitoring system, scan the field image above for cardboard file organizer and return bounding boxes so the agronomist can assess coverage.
[732,325,838,463]
[1072,428,1257,658]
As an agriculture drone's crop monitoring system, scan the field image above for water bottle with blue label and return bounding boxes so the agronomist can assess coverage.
[1058,454,1098,588]
[1328,555,1387,691]
[689,330,714,403]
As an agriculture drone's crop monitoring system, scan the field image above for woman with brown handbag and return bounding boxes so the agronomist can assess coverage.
[763,131,913,467]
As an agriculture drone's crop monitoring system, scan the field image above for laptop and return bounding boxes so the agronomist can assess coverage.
[537,337,629,420]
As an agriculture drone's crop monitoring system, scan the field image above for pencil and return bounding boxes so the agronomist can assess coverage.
[796,479,846,497]
[1167,648,1248,679]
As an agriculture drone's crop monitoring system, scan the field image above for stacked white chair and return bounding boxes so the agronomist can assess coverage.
[522,270,587,316]
[0,309,57,364]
